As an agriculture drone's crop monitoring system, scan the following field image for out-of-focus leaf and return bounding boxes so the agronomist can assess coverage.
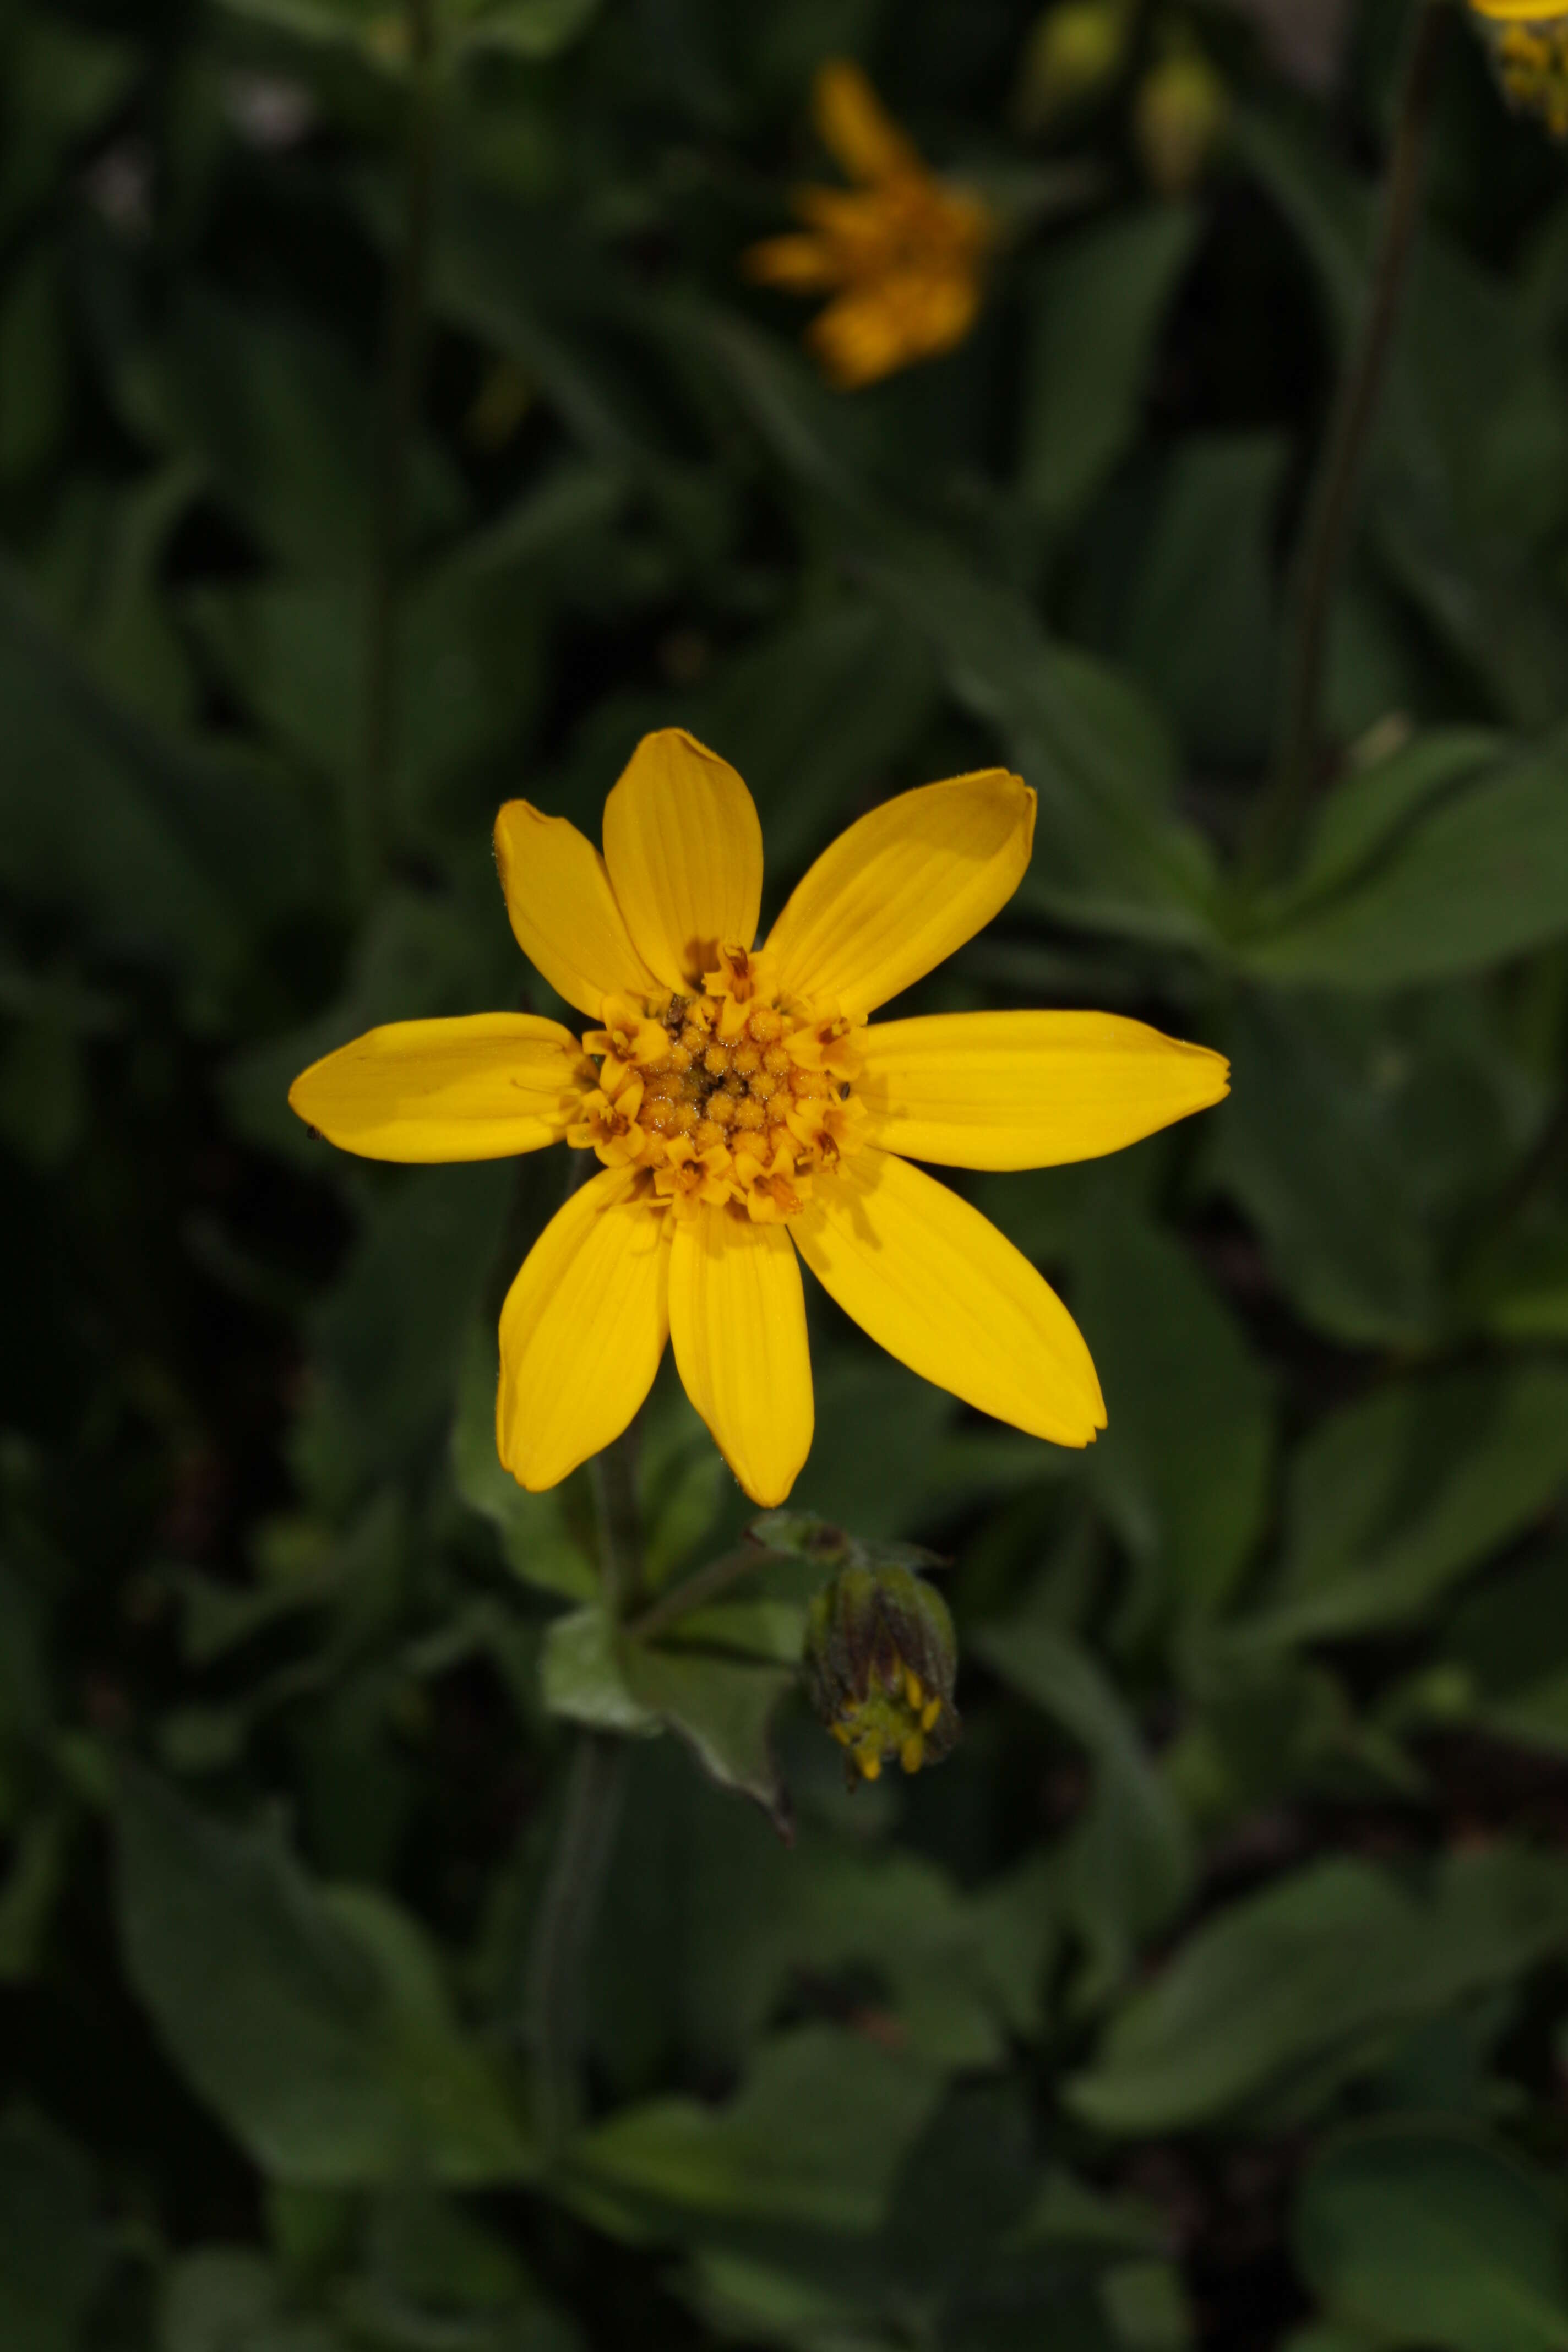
[1067,1849,1568,2133]
[1235,105,1568,731]
[702,315,1219,950]
[684,599,940,880]
[1294,2120,1568,2352]
[171,286,464,574]
[1253,1361,1568,1643]
[161,2247,344,2352]
[1120,433,1286,765]
[0,2106,101,2352]
[307,1162,513,1493]
[0,559,312,992]
[1208,990,1441,1344]
[1072,1206,1273,1620]
[1020,204,1201,537]
[1240,734,1568,990]
[1260,729,1505,919]
[453,0,601,59]
[1439,1548,1568,1755]
[116,1766,532,2186]
[976,1618,1192,1995]
[646,1796,1020,2072]
[0,244,68,483]
[0,15,136,236]
[570,2026,944,2239]
[225,875,520,1165]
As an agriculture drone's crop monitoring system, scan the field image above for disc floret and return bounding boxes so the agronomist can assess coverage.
[572,951,867,1222]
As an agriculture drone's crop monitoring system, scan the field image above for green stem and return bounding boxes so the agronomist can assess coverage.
[354,0,439,905]
[590,1428,643,1616]
[628,1542,784,1645]
[522,1730,626,2158]
[522,1425,643,2154]
[1251,0,1449,877]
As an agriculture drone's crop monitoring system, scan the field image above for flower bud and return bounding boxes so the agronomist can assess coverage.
[1015,0,1132,129]
[804,1562,960,1782]
[1132,43,1229,196]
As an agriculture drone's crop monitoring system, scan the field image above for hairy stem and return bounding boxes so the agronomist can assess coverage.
[1253,0,1448,876]
[590,1427,643,1616]
[353,0,439,904]
[522,1731,626,2158]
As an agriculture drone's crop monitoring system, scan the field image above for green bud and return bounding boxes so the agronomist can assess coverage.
[1015,0,1132,131]
[1132,43,1228,197]
[805,1562,961,1784]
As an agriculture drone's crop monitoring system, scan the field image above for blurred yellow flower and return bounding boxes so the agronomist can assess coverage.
[743,59,995,389]
[290,732,1229,1507]
[1468,0,1568,138]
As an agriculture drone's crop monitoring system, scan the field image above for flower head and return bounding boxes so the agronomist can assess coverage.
[290,730,1229,1509]
[743,59,995,389]
[805,1560,961,1782]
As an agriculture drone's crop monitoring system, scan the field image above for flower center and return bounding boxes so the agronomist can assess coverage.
[567,947,865,1223]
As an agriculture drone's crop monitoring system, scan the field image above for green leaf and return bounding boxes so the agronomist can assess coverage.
[453,0,601,59]
[0,2108,102,2352]
[1208,990,1443,1346]
[1020,204,1202,536]
[976,1619,1192,1998]
[1255,1362,1568,1644]
[701,315,1218,950]
[0,558,311,993]
[570,2026,944,2239]
[1072,1207,1273,1619]
[1120,432,1286,765]
[1239,734,1568,990]
[115,1766,532,2185]
[619,1640,796,1831]
[541,1608,658,1735]
[1258,729,1506,921]
[161,2249,342,2352]
[1066,1849,1568,2134]
[309,1162,514,1494]
[1295,2121,1568,2352]
[170,286,464,574]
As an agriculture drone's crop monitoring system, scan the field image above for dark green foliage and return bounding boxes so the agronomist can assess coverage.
[5,2,1568,2348]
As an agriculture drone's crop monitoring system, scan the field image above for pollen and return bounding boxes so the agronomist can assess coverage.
[570,946,866,1220]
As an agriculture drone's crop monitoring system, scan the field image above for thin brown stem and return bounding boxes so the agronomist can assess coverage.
[354,0,438,905]
[1251,0,1449,878]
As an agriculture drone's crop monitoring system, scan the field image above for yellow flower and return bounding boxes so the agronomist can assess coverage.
[743,59,995,390]
[1468,1,1568,137]
[290,731,1229,1509]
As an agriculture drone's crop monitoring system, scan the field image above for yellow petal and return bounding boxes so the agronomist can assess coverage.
[765,770,1035,1017]
[494,801,662,1019]
[288,1014,586,1162]
[813,58,922,184]
[742,232,840,290]
[668,1207,813,1507]
[792,1149,1104,1446]
[497,1168,668,1491]
[859,1011,1230,1170]
[601,729,764,990]
[809,287,917,389]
